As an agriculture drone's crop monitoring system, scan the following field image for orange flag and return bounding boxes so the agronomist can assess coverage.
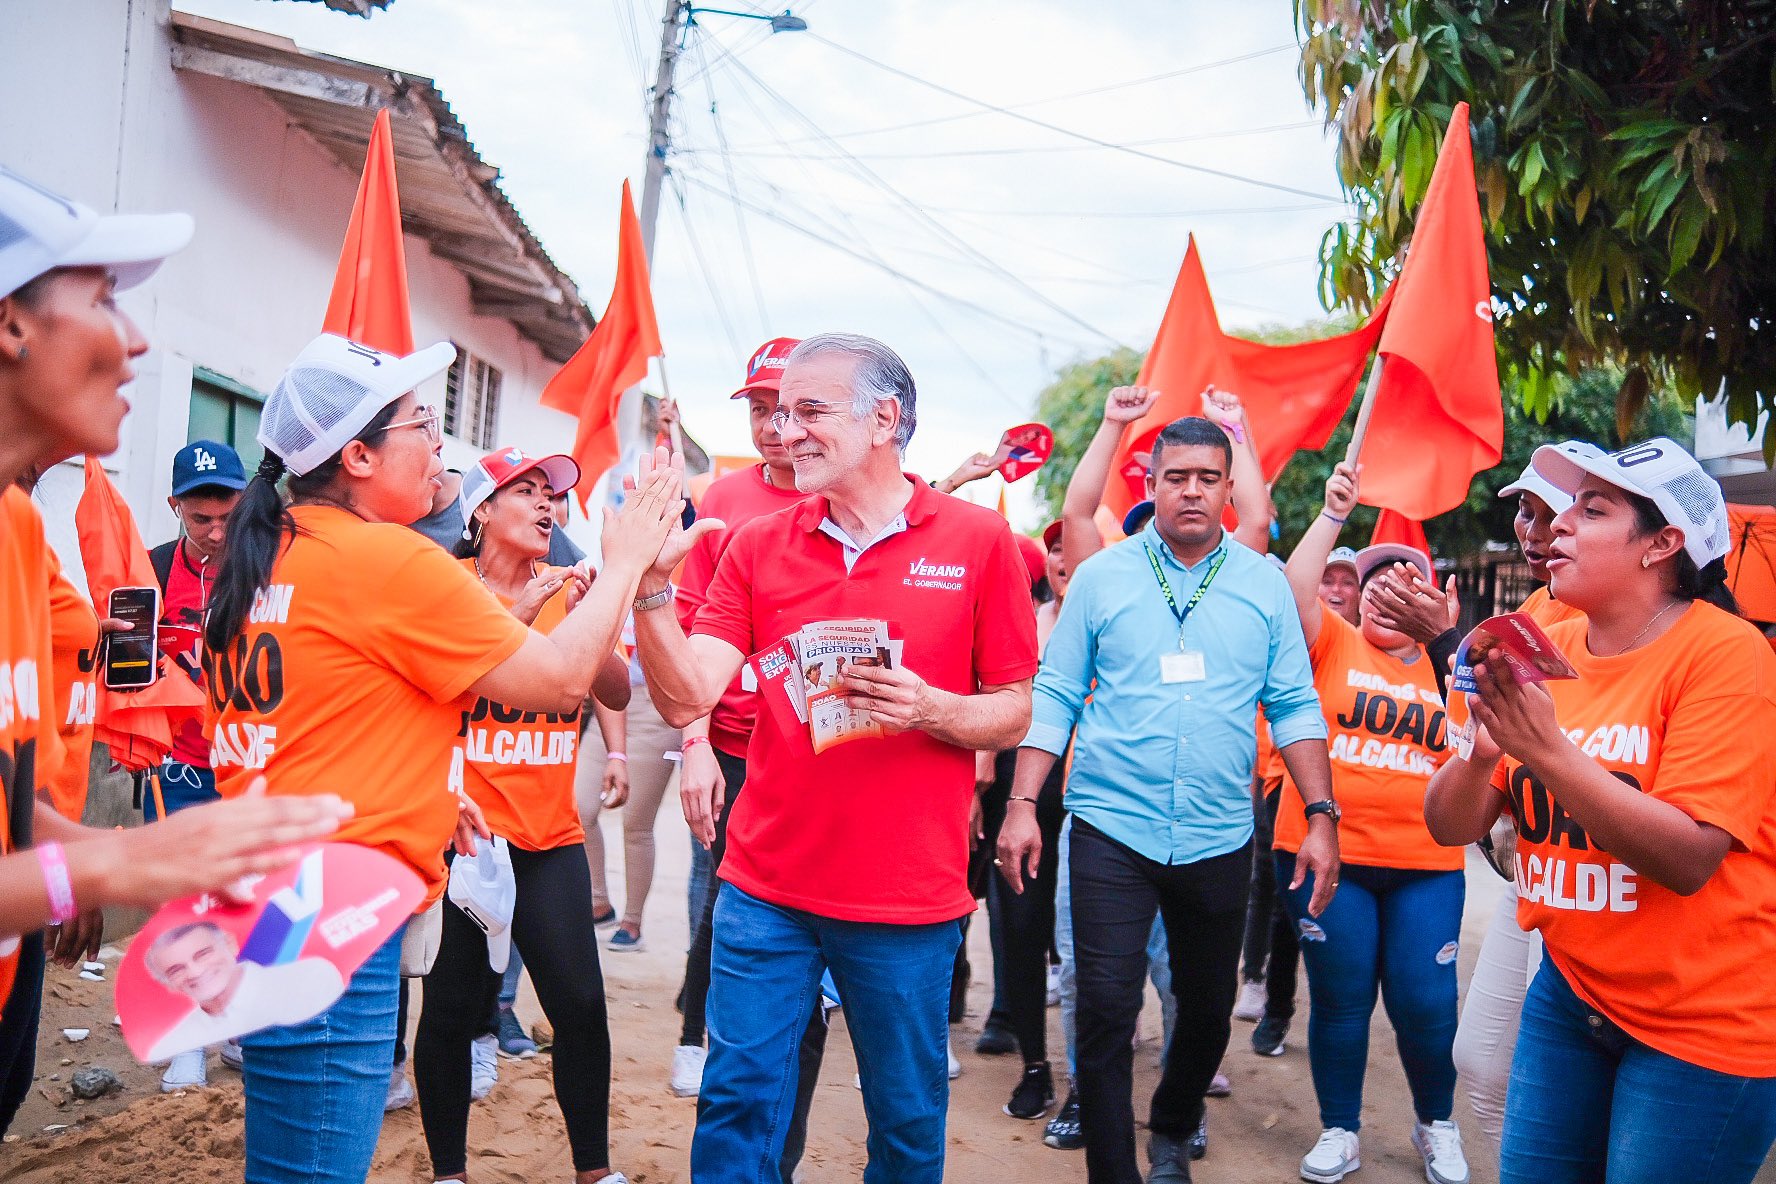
[73,458,205,773]
[323,108,414,354]
[1102,237,1389,522]
[541,181,663,508]
[995,483,1009,521]
[1353,102,1502,521]
[1371,508,1432,558]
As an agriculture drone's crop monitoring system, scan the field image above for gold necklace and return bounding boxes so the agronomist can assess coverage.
[474,555,538,590]
[1604,600,1682,657]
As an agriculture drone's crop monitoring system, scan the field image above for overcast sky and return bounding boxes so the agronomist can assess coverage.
[180,0,1351,524]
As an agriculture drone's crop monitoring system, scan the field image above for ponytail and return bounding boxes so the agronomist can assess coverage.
[206,454,292,650]
[205,401,403,650]
[1626,493,1742,617]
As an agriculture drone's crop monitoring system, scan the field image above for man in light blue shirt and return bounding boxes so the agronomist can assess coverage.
[1000,416,1341,1184]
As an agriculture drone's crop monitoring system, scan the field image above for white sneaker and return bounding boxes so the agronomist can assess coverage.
[470,1033,499,1100]
[384,1069,416,1112]
[220,1039,244,1071]
[947,1036,961,1080]
[1233,979,1267,1022]
[1046,964,1061,1007]
[671,1044,706,1098]
[1413,1120,1469,1184]
[1300,1127,1361,1183]
[159,1048,206,1092]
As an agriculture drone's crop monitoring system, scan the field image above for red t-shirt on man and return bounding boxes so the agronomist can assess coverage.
[161,541,213,768]
[676,464,808,758]
[693,478,1038,925]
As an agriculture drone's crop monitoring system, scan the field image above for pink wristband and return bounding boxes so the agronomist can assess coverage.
[607,752,628,763]
[681,737,711,753]
[36,842,76,925]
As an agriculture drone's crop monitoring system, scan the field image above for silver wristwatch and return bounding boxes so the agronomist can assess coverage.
[633,585,675,612]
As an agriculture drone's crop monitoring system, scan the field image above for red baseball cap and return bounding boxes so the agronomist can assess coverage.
[1041,520,1063,550]
[731,337,800,399]
[461,446,580,532]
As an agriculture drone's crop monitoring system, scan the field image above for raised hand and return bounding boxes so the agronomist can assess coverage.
[1104,385,1160,425]
[1324,461,1361,520]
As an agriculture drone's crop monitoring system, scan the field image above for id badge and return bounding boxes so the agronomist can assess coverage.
[1160,650,1207,684]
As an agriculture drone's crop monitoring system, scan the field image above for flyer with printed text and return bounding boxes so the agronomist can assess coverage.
[748,619,899,753]
[1449,612,1577,759]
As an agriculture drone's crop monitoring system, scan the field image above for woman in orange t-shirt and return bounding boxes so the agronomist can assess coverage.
[1426,438,1776,1184]
[414,448,630,1184]
[1278,463,1469,1184]
[0,173,355,1137]
[203,337,683,1184]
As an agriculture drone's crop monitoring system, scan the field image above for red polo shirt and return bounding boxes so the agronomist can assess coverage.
[693,478,1038,924]
[676,464,808,758]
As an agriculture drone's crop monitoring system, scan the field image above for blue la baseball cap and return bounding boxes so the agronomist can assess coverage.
[1122,499,1156,536]
[170,439,247,496]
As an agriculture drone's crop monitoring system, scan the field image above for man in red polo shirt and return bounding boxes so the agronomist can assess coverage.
[630,333,1037,1182]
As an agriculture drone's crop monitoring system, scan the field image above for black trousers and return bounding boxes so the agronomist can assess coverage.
[415,844,613,1176]
[982,749,1066,1064]
[1240,780,1300,1021]
[1070,819,1249,1184]
[0,932,44,1136]
[679,748,824,1182]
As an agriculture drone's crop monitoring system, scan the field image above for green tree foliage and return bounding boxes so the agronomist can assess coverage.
[1034,345,1685,557]
[1296,0,1776,440]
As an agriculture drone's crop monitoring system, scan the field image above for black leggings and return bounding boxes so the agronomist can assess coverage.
[680,748,824,1182]
[982,749,1065,1065]
[415,843,613,1177]
[1240,781,1300,1021]
[0,932,44,1136]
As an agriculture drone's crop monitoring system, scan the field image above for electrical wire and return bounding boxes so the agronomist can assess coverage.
[690,120,1324,161]
[691,28,771,340]
[668,173,747,360]
[804,32,1341,203]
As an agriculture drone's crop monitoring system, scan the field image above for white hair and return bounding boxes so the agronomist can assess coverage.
[787,333,917,452]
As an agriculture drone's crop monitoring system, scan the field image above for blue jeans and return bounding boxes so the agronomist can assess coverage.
[240,928,403,1183]
[688,834,713,941]
[147,758,220,820]
[1501,959,1776,1184]
[1277,852,1463,1132]
[694,883,962,1183]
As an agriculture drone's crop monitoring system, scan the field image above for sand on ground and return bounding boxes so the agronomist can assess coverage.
[5,798,1772,1183]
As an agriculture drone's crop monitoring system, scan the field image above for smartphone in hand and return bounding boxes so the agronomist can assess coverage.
[104,586,160,691]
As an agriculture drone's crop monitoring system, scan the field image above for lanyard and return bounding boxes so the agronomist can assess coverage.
[1143,542,1225,634]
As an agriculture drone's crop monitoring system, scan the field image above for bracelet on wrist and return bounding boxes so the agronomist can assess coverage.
[607,752,628,763]
[1007,795,1039,808]
[633,585,675,613]
[1321,510,1348,525]
[37,842,77,925]
[682,736,712,753]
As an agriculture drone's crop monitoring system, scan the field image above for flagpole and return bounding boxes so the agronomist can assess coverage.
[1343,354,1386,466]
[654,357,684,456]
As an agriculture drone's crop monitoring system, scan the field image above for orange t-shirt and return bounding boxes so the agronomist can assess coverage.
[0,490,66,1013]
[1276,609,1457,870]
[206,506,529,904]
[45,551,97,820]
[1520,585,1584,630]
[453,561,584,852]
[1254,708,1286,785]
[1488,602,1776,1076]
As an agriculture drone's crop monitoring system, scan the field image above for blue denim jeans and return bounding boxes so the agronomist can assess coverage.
[693,883,962,1184]
[1276,852,1463,1132]
[1501,959,1776,1184]
[688,834,713,941]
[240,928,403,1183]
[147,758,220,820]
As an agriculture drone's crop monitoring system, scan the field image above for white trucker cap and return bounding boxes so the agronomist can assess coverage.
[259,333,456,476]
[0,164,193,299]
[1355,543,1433,585]
[1497,442,1605,514]
[1531,436,1730,567]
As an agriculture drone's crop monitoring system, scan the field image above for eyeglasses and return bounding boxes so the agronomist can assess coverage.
[768,400,843,432]
[380,406,442,444]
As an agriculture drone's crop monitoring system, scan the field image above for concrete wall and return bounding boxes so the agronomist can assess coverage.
[2,0,588,592]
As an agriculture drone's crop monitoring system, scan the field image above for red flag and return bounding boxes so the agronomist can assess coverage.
[1102,237,1388,522]
[73,458,205,773]
[1354,102,1502,520]
[994,483,1009,521]
[323,109,413,355]
[1371,508,1431,557]
[542,181,663,507]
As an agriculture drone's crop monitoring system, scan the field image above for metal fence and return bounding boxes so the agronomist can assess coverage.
[1450,553,1540,633]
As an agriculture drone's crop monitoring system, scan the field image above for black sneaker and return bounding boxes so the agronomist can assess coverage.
[1252,1014,1289,1057]
[1004,1061,1055,1120]
[1188,1113,1208,1160]
[975,1019,1018,1056]
[1148,1130,1194,1183]
[1043,1086,1083,1149]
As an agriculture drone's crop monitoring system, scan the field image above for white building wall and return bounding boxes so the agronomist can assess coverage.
[1,0,584,594]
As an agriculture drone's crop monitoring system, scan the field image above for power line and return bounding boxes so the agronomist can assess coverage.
[668,174,747,360]
[803,32,1342,203]
[712,45,1128,346]
[692,29,771,339]
[738,43,1298,146]
[691,120,1324,162]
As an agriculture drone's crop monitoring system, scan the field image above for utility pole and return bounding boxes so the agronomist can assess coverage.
[638,0,687,266]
